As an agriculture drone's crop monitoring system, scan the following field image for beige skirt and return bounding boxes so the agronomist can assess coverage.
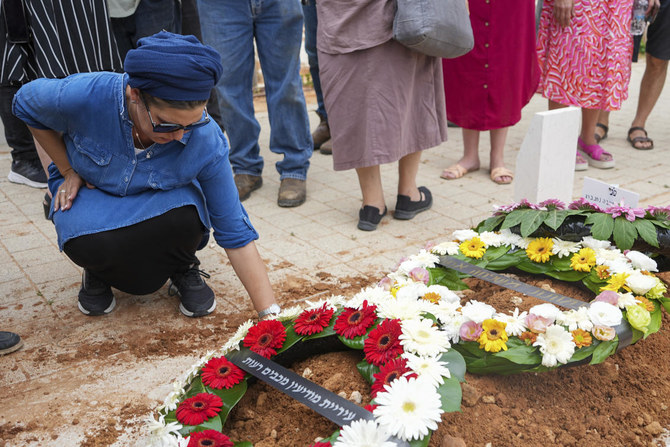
[319,39,448,171]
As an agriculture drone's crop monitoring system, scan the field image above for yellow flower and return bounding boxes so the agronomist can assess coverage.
[595,265,611,280]
[478,319,508,353]
[571,329,592,348]
[526,238,554,263]
[390,285,401,298]
[636,296,655,312]
[459,237,486,259]
[570,247,596,272]
[600,272,631,293]
[422,292,441,304]
[519,331,537,345]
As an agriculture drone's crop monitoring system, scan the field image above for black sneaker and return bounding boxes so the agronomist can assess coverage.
[357,205,387,231]
[394,186,433,220]
[0,331,23,356]
[168,264,216,317]
[78,269,115,316]
[8,159,47,188]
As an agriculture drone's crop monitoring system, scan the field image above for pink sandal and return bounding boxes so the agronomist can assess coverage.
[577,137,615,169]
[575,150,588,171]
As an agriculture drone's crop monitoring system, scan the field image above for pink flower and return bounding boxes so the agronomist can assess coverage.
[568,198,604,212]
[646,206,670,220]
[409,267,430,284]
[606,205,645,222]
[538,199,565,210]
[378,276,393,291]
[459,321,483,342]
[592,325,616,341]
[594,290,619,306]
[525,314,552,333]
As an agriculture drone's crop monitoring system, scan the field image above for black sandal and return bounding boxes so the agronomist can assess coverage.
[43,192,51,220]
[357,205,387,231]
[627,126,654,150]
[594,123,608,143]
[394,186,432,220]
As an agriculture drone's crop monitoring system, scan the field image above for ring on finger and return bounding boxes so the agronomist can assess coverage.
[59,190,66,194]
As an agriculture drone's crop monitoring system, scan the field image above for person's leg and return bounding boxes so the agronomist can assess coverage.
[355,164,386,230]
[0,85,47,188]
[302,0,329,151]
[595,110,609,143]
[578,107,614,168]
[254,0,312,181]
[395,151,432,220]
[441,128,481,180]
[132,0,182,43]
[64,206,210,315]
[629,53,668,149]
[548,99,567,110]
[110,16,135,61]
[489,127,512,184]
[198,0,263,177]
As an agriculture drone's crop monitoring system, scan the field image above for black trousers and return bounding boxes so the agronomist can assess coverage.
[64,206,205,295]
[0,85,39,163]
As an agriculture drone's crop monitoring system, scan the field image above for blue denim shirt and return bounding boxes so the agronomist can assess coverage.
[13,72,258,249]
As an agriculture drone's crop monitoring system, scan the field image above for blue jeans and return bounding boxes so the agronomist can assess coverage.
[302,0,326,120]
[197,0,312,180]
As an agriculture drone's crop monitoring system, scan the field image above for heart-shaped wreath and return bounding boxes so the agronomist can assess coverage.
[145,200,668,447]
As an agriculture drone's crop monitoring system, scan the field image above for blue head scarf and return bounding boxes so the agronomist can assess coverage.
[124,31,223,101]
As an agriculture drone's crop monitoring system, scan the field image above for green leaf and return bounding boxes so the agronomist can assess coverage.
[323,430,341,443]
[612,217,637,251]
[543,209,570,231]
[276,324,304,354]
[440,349,466,382]
[452,341,486,358]
[356,359,380,384]
[569,342,598,362]
[633,219,660,248]
[494,345,542,365]
[645,303,662,338]
[544,269,588,282]
[428,266,469,290]
[550,255,573,272]
[437,376,463,412]
[178,410,223,436]
[409,434,432,447]
[516,259,552,274]
[589,339,617,364]
[476,215,505,232]
[500,209,529,230]
[338,333,367,350]
[210,379,249,423]
[520,211,546,237]
[482,245,511,262]
[585,213,614,241]
[659,297,670,314]
[233,442,254,447]
[582,270,607,295]
[484,249,526,270]
[302,324,337,341]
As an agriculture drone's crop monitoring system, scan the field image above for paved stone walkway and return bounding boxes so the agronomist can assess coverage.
[0,61,668,445]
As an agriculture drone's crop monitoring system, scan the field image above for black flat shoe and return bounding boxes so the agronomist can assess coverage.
[43,192,51,220]
[394,186,432,220]
[357,205,387,231]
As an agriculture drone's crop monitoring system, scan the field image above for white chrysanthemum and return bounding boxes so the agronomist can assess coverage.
[431,241,460,256]
[376,295,425,321]
[157,378,186,412]
[145,415,183,447]
[587,301,623,327]
[395,282,429,301]
[408,249,440,268]
[533,325,576,367]
[461,300,496,323]
[276,305,303,321]
[451,229,479,241]
[529,303,561,322]
[436,312,465,343]
[616,292,640,309]
[594,247,625,266]
[425,284,461,303]
[333,419,396,447]
[403,353,451,387]
[626,271,658,296]
[374,376,444,441]
[497,229,523,247]
[305,297,340,310]
[399,318,451,356]
[606,259,634,275]
[582,236,611,250]
[556,307,593,332]
[494,308,528,336]
[348,286,393,308]
[397,259,422,277]
[625,250,658,272]
[478,231,504,247]
[551,239,581,258]
[222,319,254,353]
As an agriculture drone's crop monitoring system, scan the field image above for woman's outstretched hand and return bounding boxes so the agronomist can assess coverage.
[54,169,95,211]
[554,0,575,27]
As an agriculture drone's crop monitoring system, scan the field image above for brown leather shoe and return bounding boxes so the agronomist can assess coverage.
[312,115,330,150]
[319,138,332,155]
[234,174,262,201]
[277,178,306,207]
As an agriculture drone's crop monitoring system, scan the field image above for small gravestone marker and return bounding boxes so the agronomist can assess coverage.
[514,107,581,204]
[582,177,640,208]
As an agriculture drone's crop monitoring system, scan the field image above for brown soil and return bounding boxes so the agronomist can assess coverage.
[2,270,670,447]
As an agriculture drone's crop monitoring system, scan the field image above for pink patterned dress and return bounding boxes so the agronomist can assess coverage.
[537,0,633,111]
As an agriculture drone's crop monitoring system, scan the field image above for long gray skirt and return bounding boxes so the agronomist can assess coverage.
[319,39,448,171]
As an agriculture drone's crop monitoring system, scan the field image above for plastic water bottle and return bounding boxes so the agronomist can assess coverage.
[631,0,648,36]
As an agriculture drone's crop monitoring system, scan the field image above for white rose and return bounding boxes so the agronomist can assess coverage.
[461,300,496,323]
[625,250,658,272]
[452,229,479,242]
[625,271,658,296]
[529,303,561,321]
[587,301,623,327]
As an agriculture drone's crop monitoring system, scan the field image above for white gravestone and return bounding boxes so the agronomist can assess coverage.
[514,107,581,204]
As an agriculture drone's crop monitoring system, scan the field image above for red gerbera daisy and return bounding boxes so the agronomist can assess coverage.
[176,393,223,426]
[370,357,417,397]
[201,356,245,390]
[333,301,377,339]
[187,429,233,447]
[243,319,287,358]
[294,304,335,335]
[363,319,403,366]
[364,403,378,413]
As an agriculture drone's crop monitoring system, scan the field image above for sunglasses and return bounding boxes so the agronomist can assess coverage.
[140,96,210,133]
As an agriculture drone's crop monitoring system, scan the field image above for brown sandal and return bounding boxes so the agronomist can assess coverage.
[595,123,608,143]
[627,127,654,150]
